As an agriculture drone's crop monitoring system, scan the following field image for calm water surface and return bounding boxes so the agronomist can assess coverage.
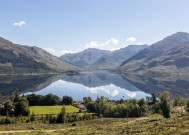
[1,71,189,102]
[24,71,150,100]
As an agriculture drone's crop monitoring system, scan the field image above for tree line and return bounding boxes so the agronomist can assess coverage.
[83,92,189,118]
[0,91,188,125]
[26,93,73,106]
[0,92,73,117]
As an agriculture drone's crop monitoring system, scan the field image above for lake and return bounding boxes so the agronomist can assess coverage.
[0,71,189,102]
[23,71,150,101]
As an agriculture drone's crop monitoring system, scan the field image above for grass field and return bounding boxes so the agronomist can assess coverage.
[30,105,80,115]
[0,113,188,135]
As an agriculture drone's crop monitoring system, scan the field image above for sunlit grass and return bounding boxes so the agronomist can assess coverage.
[29,105,80,115]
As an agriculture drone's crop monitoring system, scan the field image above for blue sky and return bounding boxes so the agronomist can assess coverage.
[0,0,189,56]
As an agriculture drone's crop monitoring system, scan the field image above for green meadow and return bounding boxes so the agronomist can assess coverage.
[29,105,80,115]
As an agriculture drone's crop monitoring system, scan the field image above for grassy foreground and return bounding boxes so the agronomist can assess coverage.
[0,113,188,135]
[30,105,80,115]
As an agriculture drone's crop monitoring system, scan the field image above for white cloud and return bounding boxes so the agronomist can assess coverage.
[86,37,119,49]
[87,87,119,97]
[13,21,26,27]
[86,41,100,48]
[44,48,73,57]
[106,37,119,45]
[126,91,136,98]
[126,36,136,42]
[45,48,56,53]
[109,89,119,96]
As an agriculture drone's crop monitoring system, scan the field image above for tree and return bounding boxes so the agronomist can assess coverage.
[13,90,20,103]
[138,99,148,116]
[44,93,61,105]
[62,96,73,105]
[3,100,14,116]
[86,102,96,112]
[159,91,171,118]
[2,91,30,116]
[83,97,92,105]
[57,106,66,123]
[27,94,44,106]
[14,97,30,116]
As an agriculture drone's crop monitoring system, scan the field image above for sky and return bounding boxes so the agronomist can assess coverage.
[0,0,189,56]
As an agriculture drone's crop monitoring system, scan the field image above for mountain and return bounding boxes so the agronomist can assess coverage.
[92,45,148,69]
[120,32,189,75]
[0,37,76,74]
[60,45,148,69]
[138,44,189,75]
[60,48,110,67]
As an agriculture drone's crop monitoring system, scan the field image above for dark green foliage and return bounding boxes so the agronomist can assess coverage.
[26,93,61,106]
[86,102,96,112]
[62,96,73,105]
[83,97,92,106]
[57,106,66,123]
[14,97,30,116]
[86,96,149,118]
[1,91,30,116]
[159,92,171,118]
[30,113,36,122]
[3,100,15,116]
[174,95,186,106]
[146,93,157,105]
[44,93,61,105]
[27,94,45,106]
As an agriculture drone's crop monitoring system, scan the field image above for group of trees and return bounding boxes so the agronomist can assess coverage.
[84,96,148,118]
[0,93,73,117]
[26,93,73,106]
[0,91,30,116]
[83,92,176,118]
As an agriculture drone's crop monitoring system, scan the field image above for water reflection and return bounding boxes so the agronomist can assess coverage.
[26,79,149,101]
[0,71,188,102]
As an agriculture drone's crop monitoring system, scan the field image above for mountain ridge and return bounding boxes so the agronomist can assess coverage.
[0,37,77,74]
[119,32,189,75]
[60,45,148,69]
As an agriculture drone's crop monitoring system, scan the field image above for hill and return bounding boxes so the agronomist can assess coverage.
[0,37,76,74]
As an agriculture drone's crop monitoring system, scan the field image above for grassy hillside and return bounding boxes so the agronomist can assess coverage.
[0,113,188,134]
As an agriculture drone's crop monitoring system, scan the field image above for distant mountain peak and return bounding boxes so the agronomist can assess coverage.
[162,32,189,42]
[83,48,110,52]
[60,45,148,69]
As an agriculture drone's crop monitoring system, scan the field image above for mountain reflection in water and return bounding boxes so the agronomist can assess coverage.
[0,71,189,102]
